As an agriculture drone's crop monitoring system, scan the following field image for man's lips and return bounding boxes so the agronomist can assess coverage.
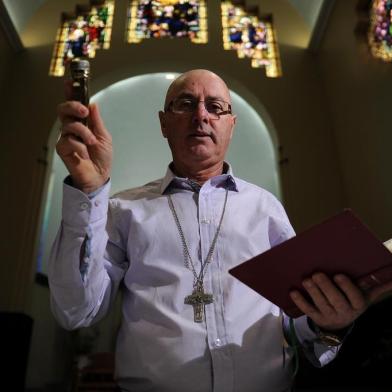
[188,133,214,144]
[190,133,210,137]
[188,130,213,138]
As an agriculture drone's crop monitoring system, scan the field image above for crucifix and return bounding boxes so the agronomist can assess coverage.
[184,283,213,323]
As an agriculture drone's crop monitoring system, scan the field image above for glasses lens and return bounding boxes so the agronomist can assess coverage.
[205,100,225,114]
[170,98,230,119]
[172,98,195,113]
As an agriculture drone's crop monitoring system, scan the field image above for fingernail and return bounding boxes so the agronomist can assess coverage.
[303,280,312,288]
[334,275,344,283]
[313,273,323,283]
[290,291,299,299]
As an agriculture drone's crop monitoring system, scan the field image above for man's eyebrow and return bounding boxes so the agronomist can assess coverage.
[175,92,196,99]
[175,92,228,101]
[206,95,228,101]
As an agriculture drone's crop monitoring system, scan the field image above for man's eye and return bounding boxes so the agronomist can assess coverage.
[176,99,194,111]
[206,101,224,113]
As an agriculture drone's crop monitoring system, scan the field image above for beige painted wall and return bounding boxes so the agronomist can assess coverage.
[0,23,12,91]
[318,0,392,241]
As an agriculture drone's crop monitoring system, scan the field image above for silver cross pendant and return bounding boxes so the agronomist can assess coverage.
[184,283,213,323]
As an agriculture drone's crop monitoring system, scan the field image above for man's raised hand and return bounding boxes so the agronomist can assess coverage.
[56,100,112,194]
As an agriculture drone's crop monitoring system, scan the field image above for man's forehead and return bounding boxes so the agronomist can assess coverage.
[165,70,231,104]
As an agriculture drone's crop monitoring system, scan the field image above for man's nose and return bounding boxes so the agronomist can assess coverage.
[192,101,209,123]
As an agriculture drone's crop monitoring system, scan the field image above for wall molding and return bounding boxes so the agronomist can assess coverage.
[0,0,24,52]
[308,0,336,53]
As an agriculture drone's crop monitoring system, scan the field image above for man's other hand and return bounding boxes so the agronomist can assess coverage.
[289,272,392,331]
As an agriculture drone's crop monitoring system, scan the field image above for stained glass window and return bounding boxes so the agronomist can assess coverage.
[221,1,281,78]
[127,0,207,44]
[49,0,115,77]
[368,0,392,61]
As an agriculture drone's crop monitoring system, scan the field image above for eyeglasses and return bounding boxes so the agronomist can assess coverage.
[165,97,232,120]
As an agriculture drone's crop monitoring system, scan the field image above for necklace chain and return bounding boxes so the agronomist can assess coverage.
[167,188,229,286]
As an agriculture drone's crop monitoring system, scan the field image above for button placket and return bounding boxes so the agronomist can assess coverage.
[198,190,215,330]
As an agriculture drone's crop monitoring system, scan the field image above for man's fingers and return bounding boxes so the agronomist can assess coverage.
[56,134,90,160]
[89,103,111,138]
[61,121,96,146]
[290,290,320,320]
[57,134,90,159]
[58,101,89,122]
[310,273,352,314]
[333,274,366,311]
[301,275,337,315]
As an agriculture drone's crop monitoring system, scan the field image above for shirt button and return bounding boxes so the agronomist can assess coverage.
[94,200,100,207]
[80,202,89,210]
[214,338,222,347]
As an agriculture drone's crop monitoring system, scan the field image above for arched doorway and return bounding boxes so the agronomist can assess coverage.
[37,72,281,275]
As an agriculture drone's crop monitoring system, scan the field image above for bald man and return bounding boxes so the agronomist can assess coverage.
[49,70,391,392]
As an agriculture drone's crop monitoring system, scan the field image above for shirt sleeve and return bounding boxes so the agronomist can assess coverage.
[48,179,128,330]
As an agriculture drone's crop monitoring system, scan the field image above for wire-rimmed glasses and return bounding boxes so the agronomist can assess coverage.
[165,97,232,120]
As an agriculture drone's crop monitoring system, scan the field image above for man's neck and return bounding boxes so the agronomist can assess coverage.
[171,161,225,185]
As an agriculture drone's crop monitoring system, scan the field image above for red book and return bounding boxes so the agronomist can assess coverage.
[229,209,392,318]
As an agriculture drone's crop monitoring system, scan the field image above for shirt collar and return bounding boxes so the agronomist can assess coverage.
[160,162,238,194]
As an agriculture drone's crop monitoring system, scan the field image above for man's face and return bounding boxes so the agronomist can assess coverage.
[159,71,236,170]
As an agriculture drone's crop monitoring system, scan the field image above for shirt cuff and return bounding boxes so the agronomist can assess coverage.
[291,315,318,342]
[62,177,111,227]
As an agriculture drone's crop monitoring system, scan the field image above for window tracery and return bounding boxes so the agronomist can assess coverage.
[127,0,207,44]
[49,0,114,77]
[369,0,392,61]
[221,1,281,77]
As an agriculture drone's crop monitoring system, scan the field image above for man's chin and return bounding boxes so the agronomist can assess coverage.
[187,145,213,160]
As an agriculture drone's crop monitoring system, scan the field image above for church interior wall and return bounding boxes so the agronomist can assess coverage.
[1,0,391,390]
[317,0,392,241]
[0,20,12,94]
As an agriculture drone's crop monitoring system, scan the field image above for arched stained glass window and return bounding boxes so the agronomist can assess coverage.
[126,0,207,44]
[368,0,392,61]
[221,1,281,78]
[49,0,115,77]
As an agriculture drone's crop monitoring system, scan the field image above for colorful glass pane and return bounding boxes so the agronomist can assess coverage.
[49,1,115,77]
[221,1,281,78]
[127,0,207,44]
[369,0,392,61]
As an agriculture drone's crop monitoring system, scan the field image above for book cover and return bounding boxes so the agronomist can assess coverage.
[229,210,392,318]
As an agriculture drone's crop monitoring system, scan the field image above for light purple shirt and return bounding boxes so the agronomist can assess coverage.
[49,165,338,392]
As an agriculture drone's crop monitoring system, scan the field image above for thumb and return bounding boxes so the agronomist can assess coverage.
[88,103,110,138]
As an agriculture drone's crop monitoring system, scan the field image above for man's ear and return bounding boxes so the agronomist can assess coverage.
[158,111,167,138]
[229,114,237,140]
